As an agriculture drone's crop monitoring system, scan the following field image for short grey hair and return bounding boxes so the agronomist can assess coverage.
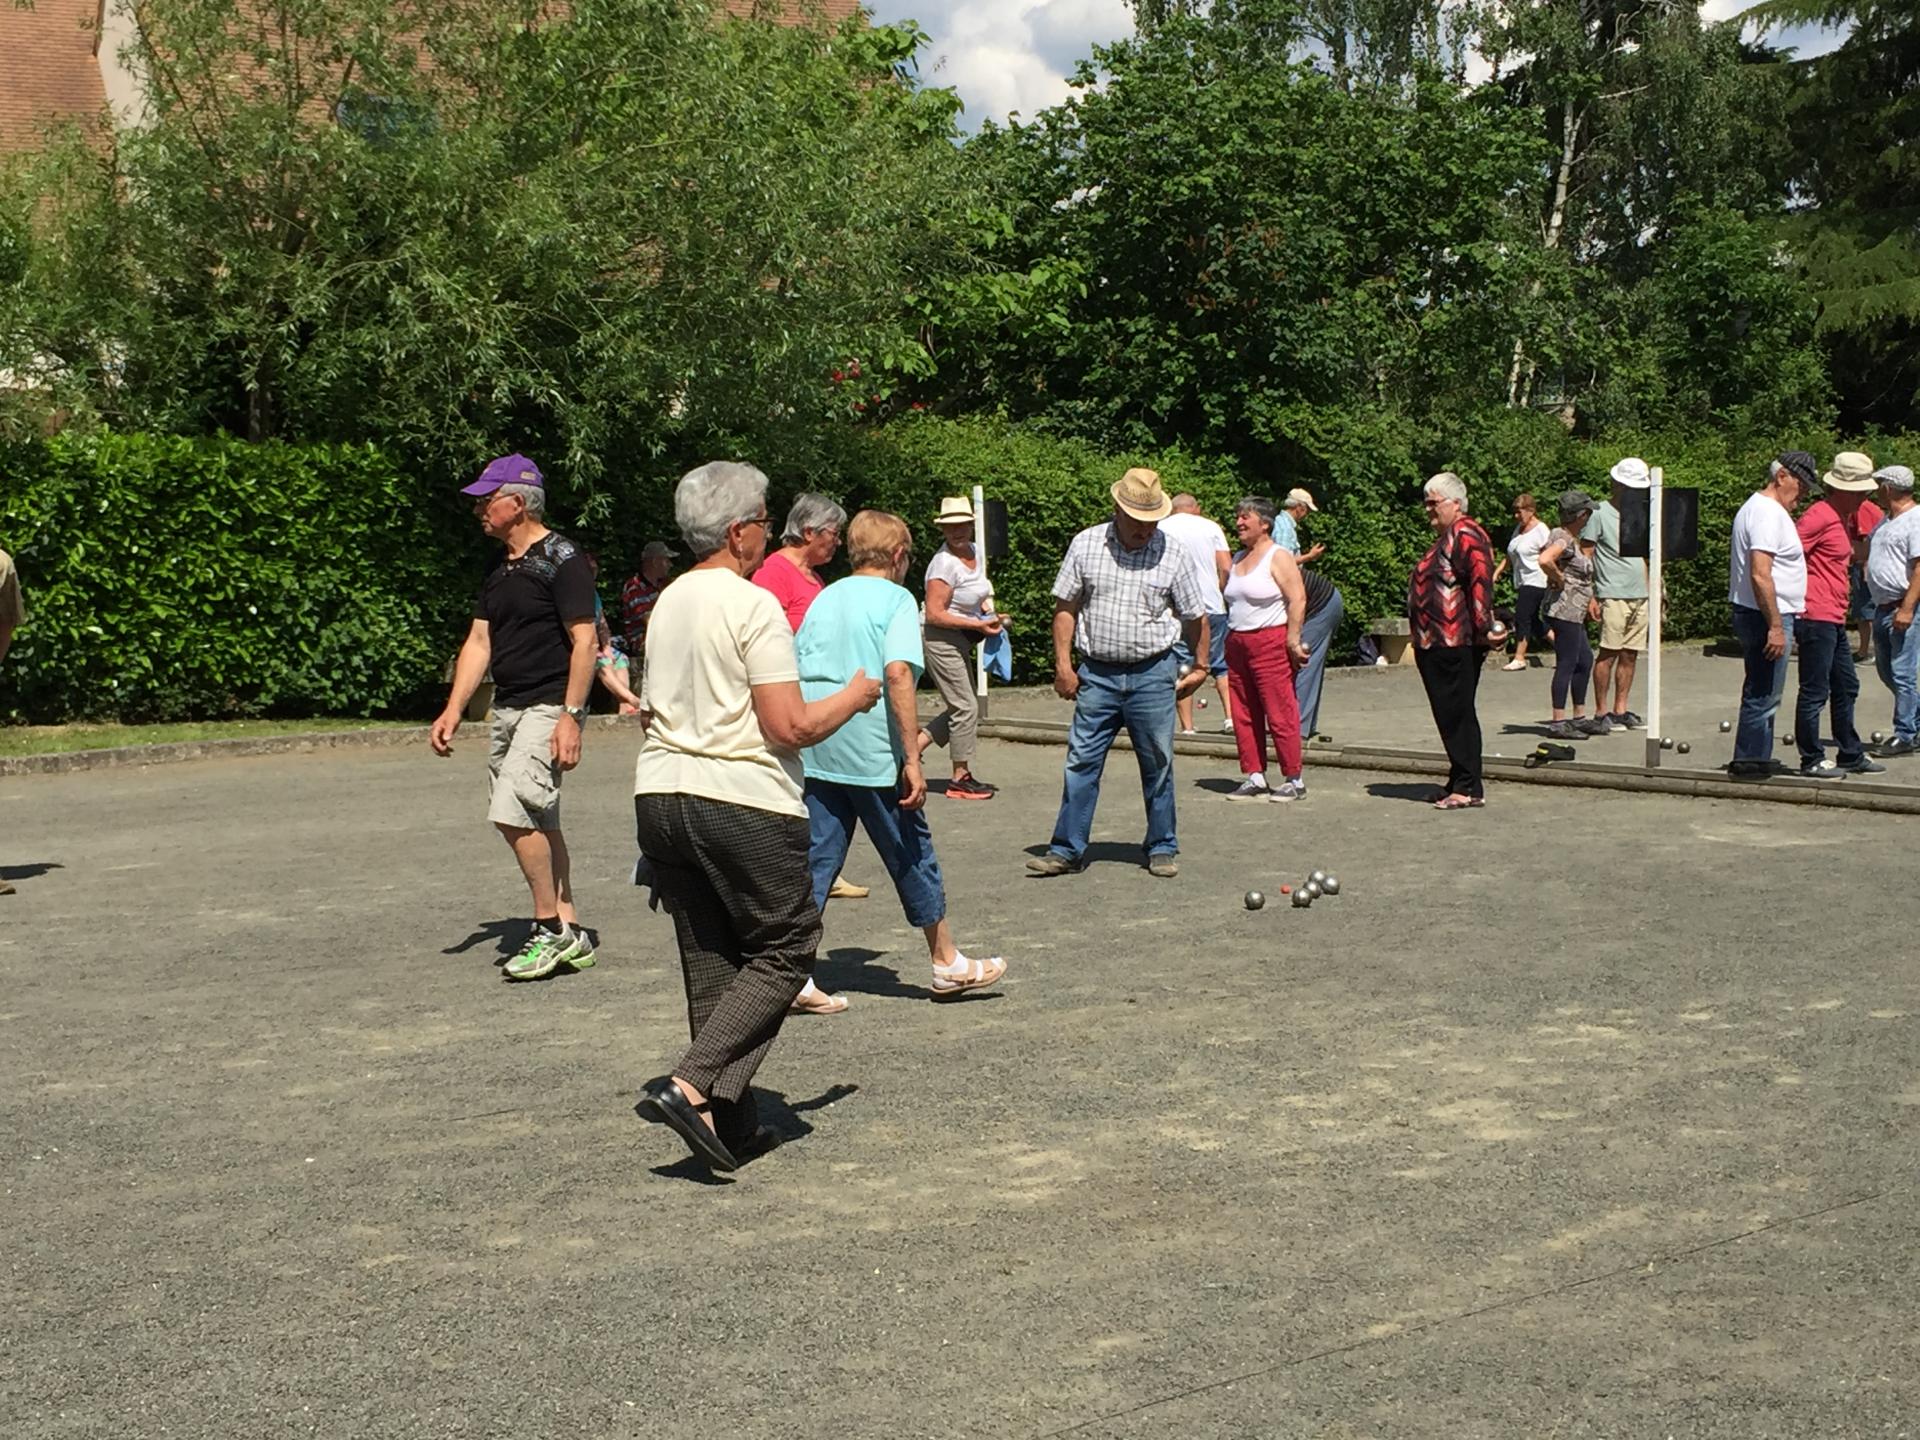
[781,492,848,545]
[1235,495,1278,535]
[494,482,545,519]
[675,461,769,558]
[1424,471,1468,508]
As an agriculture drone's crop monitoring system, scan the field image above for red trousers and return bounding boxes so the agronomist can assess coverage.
[1226,625,1302,778]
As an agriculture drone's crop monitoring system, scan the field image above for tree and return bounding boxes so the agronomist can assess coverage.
[1746,1,1920,428]
[0,0,974,512]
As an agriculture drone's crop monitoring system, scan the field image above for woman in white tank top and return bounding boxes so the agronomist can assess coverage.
[1222,497,1312,802]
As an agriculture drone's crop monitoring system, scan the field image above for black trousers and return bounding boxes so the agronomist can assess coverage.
[634,792,819,1102]
[1415,645,1488,799]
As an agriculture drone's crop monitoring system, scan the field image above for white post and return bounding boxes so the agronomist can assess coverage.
[1645,465,1664,768]
[973,483,989,706]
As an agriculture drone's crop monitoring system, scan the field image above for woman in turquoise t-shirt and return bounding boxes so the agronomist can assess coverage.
[795,510,1006,1000]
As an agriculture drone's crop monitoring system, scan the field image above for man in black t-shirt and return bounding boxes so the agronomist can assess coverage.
[430,454,600,981]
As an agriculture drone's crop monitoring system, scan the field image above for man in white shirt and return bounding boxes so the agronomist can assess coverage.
[1727,452,1813,777]
[1161,494,1234,735]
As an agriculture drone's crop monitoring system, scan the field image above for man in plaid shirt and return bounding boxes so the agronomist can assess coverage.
[1028,469,1209,879]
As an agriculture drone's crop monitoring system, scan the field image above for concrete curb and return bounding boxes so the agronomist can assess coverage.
[978,716,1920,816]
[0,715,638,778]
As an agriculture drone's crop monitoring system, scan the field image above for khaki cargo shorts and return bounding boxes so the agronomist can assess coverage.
[487,704,564,831]
[1598,597,1649,652]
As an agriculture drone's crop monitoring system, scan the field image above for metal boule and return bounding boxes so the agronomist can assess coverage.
[1676,742,1690,755]
[1244,890,1265,911]
[1660,736,1674,749]
[1303,881,1323,899]
[1291,888,1312,908]
[1322,876,1340,896]
[1309,869,1328,886]
[1783,734,1794,746]
[1719,720,1731,732]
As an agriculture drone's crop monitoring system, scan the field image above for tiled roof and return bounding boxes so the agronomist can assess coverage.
[0,0,108,155]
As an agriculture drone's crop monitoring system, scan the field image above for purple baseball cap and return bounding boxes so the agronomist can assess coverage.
[461,453,545,496]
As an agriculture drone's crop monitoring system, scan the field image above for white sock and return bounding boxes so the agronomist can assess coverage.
[1244,771,1269,786]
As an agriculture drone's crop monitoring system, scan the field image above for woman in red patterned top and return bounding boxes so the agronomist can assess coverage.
[1408,472,1503,809]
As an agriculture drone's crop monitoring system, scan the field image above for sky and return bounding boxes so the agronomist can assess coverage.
[864,0,1852,130]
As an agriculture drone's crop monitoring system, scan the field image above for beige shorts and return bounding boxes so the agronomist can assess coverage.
[1598,597,1649,652]
[487,704,564,831]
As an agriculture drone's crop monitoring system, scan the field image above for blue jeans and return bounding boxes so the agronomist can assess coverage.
[1293,589,1344,737]
[1171,611,1229,677]
[806,779,945,928]
[1047,652,1178,863]
[1730,604,1794,763]
[1793,618,1864,766]
[1872,605,1920,743]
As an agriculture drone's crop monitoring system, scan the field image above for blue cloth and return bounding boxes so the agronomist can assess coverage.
[1793,618,1865,767]
[1046,652,1178,864]
[1293,589,1344,737]
[796,576,923,787]
[1731,603,1794,763]
[983,627,1012,682]
[1273,510,1301,555]
[1171,612,1229,677]
[1871,606,1920,744]
[806,779,945,929]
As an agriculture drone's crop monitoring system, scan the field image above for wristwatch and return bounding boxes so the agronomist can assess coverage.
[562,705,589,723]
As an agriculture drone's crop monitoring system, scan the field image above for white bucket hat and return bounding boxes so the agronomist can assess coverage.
[935,496,975,524]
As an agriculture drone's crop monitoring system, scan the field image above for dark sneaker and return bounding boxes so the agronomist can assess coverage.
[1612,711,1644,730]
[1799,759,1845,781]
[1840,756,1888,775]
[1025,853,1083,877]
[1224,777,1272,802]
[1146,854,1179,878]
[945,776,996,800]
[1575,715,1611,737]
[1545,720,1582,741]
[1727,760,1772,780]
[1876,736,1917,757]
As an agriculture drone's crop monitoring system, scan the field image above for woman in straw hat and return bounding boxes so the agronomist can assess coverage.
[916,496,1002,800]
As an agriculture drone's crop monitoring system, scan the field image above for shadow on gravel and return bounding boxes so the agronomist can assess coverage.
[1018,840,1158,870]
[0,860,62,882]
[1366,781,1442,803]
[640,1081,860,1184]
[443,918,530,958]
[1191,777,1243,795]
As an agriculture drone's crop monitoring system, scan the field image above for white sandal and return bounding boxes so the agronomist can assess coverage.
[931,952,1006,999]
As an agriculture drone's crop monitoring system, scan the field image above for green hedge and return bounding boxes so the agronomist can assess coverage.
[0,433,476,722]
[819,414,1920,680]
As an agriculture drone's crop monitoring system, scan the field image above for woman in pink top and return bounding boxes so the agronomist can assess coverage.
[752,491,863,1011]
[753,493,846,630]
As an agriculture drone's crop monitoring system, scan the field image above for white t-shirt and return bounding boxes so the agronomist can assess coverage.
[924,546,992,620]
[634,567,806,818]
[1156,511,1230,614]
[1866,505,1920,605]
[1506,520,1551,589]
[1728,492,1807,617]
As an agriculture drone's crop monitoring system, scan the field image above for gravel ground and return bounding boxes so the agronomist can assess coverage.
[3,732,1914,1439]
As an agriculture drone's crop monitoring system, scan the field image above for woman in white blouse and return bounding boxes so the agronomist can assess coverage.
[1492,492,1553,671]
[917,496,1002,800]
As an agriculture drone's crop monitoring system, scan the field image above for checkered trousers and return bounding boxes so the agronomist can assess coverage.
[1052,522,1209,663]
[634,792,820,1101]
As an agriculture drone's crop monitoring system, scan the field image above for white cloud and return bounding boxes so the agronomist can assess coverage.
[868,0,1849,130]
[869,0,1134,126]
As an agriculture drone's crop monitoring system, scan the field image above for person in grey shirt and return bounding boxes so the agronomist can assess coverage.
[1028,469,1208,879]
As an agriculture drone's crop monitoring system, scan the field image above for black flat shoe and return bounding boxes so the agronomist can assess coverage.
[638,1082,740,1172]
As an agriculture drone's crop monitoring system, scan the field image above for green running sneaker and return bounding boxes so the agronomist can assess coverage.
[504,926,587,982]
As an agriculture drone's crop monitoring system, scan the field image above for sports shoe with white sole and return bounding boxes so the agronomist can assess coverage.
[504,926,591,981]
[1225,778,1271,802]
